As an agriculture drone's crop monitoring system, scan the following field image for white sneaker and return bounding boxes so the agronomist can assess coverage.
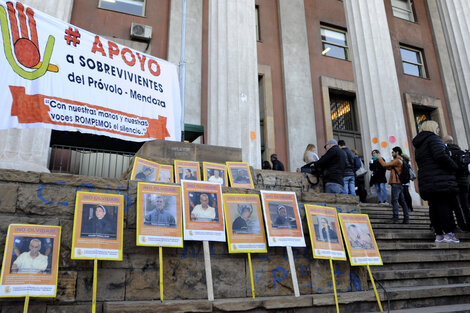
[435,234,444,243]
[443,233,460,243]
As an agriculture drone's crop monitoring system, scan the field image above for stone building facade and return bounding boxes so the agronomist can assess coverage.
[1,0,469,177]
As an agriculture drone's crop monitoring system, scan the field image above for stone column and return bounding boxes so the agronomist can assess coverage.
[343,0,420,203]
[432,0,470,148]
[278,0,316,171]
[207,0,261,168]
[167,0,203,130]
[0,0,74,172]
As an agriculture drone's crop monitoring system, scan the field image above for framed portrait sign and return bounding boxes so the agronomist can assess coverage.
[136,182,183,247]
[174,160,201,184]
[260,191,305,247]
[226,162,254,189]
[223,193,267,253]
[71,192,124,260]
[157,164,174,183]
[203,162,228,186]
[338,213,382,266]
[0,224,61,297]
[181,181,225,242]
[305,205,346,261]
[130,157,159,182]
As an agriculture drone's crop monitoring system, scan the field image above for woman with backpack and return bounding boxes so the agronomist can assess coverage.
[412,120,460,243]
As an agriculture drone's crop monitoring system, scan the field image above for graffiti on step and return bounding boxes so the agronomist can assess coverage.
[37,181,132,210]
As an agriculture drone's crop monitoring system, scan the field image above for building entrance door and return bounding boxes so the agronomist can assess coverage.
[330,93,363,156]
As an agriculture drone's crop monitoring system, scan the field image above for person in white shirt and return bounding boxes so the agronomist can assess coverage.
[11,239,48,274]
[191,194,216,220]
[208,170,224,184]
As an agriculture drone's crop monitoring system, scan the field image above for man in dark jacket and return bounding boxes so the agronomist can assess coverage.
[338,140,356,196]
[271,154,285,171]
[444,136,470,231]
[313,139,347,194]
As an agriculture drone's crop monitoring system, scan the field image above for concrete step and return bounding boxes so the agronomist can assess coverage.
[372,266,470,280]
[366,211,429,218]
[369,275,470,289]
[313,283,470,312]
[380,249,470,263]
[364,303,470,313]
[371,223,430,230]
[374,230,470,240]
[377,241,470,250]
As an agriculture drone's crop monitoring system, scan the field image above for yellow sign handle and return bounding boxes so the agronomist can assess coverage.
[23,295,29,313]
[92,259,98,313]
[159,246,164,302]
[329,259,340,313]
[367,265,383,312]
[247,252,255,299]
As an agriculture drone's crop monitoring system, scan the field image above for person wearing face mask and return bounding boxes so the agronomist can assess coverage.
[369,149,388,204]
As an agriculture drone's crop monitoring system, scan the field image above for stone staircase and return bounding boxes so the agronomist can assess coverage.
[361,203,470,313]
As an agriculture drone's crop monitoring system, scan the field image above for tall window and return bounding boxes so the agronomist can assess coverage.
[320,26,349,60]
[400,45,426,78]
[391,0,415,22]
[98,0,145,16]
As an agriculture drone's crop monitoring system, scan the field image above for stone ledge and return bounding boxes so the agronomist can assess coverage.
[0,169,41,183]
[40,173,128,190]
[103,299,212,313]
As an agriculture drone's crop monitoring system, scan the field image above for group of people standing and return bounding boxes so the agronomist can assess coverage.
[298,120,468,243]
[300,139,367,201]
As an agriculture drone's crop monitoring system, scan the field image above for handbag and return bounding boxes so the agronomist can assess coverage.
[355,163,367,177]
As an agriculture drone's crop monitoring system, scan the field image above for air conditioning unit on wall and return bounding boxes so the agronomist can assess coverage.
[130,23,152,41]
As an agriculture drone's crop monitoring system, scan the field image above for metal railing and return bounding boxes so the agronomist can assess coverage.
[48,145,135,179]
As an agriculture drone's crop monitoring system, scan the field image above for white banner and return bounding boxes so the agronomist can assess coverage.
[0,1,181,141]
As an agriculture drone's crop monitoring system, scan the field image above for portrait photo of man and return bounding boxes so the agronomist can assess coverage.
[135,166,155,182]
[208,169,224,185]
[314,217,339,243]
[144,194,177,227]
[80,204,118,239]
[190,193,217,221]
[233,169,250,184]
[10,238,49,274]
[271,204,297,229]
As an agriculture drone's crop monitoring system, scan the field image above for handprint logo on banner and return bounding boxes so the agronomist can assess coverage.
[0,1,58,80]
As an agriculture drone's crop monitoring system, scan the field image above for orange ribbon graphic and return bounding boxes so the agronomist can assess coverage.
[9,86,170,140]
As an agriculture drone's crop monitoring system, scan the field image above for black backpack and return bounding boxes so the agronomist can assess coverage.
[394,160,411,184]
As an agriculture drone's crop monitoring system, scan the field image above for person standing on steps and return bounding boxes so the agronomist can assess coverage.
[370,149,388,204]
[338,140,356,196]
[413,121,460,243]
[377,147,410,224]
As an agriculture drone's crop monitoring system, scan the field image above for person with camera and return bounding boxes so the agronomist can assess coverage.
[444,135,470,231]
[413,121,459,243]
[309,139,347,194]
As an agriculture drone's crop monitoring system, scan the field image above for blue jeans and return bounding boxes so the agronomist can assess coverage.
[375,183,388,203]
[325,182,344,194]
[343,175,356,196]
[391,183,409,220]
